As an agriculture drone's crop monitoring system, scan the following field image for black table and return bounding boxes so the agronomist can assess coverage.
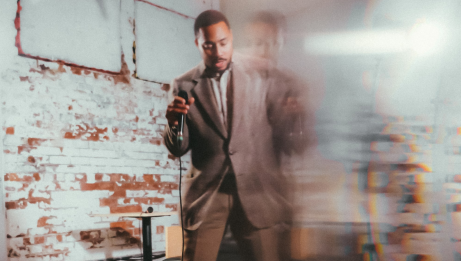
[92,212,177,261]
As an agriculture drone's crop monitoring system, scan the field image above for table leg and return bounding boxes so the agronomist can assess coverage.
[142,217,152,261]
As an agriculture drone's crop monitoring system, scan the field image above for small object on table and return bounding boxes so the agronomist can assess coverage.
[91,211,177,261]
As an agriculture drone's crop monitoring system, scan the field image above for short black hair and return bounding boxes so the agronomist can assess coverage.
[248,10,287,33]
[194,10,230,36]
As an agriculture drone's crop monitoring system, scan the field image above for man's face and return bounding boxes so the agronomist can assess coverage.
[244,22,282,62]
[195,21,233,72]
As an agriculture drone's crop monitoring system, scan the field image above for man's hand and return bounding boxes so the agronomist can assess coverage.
[282,96,304,115]
[280,96,309,154]
[166,96,195,126]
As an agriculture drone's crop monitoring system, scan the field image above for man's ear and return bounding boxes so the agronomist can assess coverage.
[195,38,199,48]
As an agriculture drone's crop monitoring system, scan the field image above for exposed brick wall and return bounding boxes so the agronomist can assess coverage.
[1,1,188,260]
[2,55,183,260]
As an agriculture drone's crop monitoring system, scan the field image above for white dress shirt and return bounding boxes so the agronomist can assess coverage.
[209,68,231,127]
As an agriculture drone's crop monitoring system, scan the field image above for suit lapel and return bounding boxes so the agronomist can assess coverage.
[229,63,249,138]
[191,75,228,139]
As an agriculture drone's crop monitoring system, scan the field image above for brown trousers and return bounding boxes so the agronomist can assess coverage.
[182,174,290,261]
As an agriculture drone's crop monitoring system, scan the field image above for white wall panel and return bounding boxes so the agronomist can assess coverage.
[138,0,217,18]
[20,0,121,72]
[135,1,201,83]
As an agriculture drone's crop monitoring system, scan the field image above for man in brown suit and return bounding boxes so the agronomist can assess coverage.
[164,10,305,261]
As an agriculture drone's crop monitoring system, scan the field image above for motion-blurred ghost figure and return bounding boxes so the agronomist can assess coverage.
[243,10,287,65]
[243,10,310,156]
[242,10,366,229]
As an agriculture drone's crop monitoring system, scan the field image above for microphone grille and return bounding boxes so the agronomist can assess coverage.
[178,90,188,101]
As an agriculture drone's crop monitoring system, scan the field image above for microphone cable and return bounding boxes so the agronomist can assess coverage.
[177,90,188,261]
[179,156,184,261]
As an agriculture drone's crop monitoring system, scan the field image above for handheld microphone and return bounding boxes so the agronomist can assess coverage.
[177,90,188,145]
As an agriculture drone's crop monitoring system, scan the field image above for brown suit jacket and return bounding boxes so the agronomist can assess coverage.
[164,53,302,230]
